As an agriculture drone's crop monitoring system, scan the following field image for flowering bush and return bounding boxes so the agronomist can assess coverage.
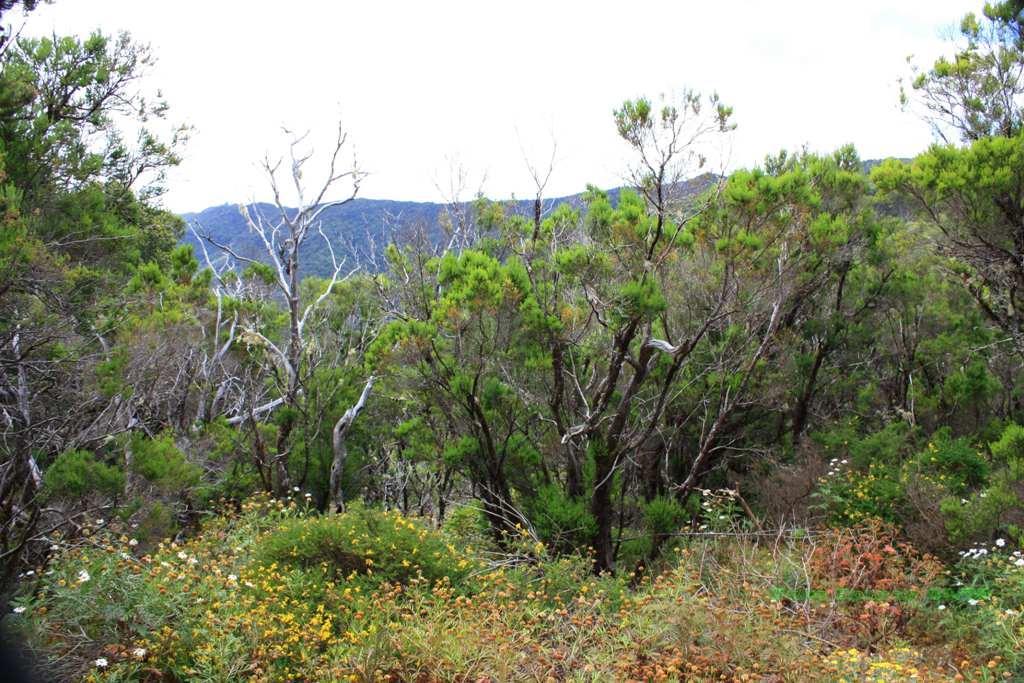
[254,502,478,588]
[814,459,904,525]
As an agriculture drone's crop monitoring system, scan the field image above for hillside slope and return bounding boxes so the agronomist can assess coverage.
[179,174,720,277]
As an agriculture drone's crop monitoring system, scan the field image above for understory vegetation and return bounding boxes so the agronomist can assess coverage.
[4,1,1024,680]
[8,497,1024,681]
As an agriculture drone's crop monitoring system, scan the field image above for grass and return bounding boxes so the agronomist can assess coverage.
[4,495,1022,682]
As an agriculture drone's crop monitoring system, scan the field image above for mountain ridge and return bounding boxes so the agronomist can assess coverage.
[179,173,720,278]
[180,160,902,278]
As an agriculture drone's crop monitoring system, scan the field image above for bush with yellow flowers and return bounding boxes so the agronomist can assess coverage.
[254,502,478,590]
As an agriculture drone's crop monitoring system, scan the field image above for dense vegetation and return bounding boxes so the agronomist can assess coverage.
[3,1,1024,681]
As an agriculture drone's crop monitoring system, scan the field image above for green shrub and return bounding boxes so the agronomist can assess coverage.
[940,423,1024,545]
[42,449,124,501]
[814,420,916,469]
[939,546,1024,672]
[441,504,491,546]
[135,500,178,542]
[130,432,200,491]
[990,423,1024,465]
[253,505,478,588]
[903,429,988,493]
[644,495,686,536]
[528,484,597,554]
[815,461,905,525]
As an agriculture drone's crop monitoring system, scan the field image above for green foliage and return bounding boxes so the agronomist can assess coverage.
[941,422,1024,545]
[254,505,476,589]
[529,484,598,554]
[130,433,201,491]
[243,261,277,286]
[941,543,1024,670]
[815,460,906,526]
[134,500,178,543]
[905,430,989,493]
[617,277,667,320]
[816,420,916,470]
[906,0,1024,141]
[440,505,491,546]
[95,347,130,398]
[644,495,686,537]
[42,449,123,501]
[990,422,1024,464]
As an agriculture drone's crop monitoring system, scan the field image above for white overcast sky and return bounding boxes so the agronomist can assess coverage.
[17,0,978,213]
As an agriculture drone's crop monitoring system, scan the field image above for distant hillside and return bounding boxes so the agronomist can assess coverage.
[179,173,721,278]
[179,163,902,278]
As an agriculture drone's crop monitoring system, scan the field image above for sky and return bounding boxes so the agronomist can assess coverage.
[15,0,980,213]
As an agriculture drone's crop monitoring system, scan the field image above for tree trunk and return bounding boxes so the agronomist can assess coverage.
[274,414,294,497]
[791,340,827,443]
[330,376,375,513]
[590,442,616,574]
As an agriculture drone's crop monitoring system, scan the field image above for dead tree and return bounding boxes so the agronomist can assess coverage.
[201,122,365,495]
[329,375,375,513]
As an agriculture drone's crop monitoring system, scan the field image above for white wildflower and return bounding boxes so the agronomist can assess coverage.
[94,658,108,668]
[996,538,1006,547]
[937,604,945,610]
[177,551,188,560]
[133,647,146,659]
[128,538,138,547]
[12,606,26,614]
[968,599,979,606]
[1014,558,1024,567]
[227,574,237,582]
[77,569,90,583]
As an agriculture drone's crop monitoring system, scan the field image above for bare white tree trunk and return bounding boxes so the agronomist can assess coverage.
[330,375,374,513]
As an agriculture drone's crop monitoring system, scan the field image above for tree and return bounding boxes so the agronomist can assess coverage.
[371,243,549,540]
[880,1,1024,358]
[906,1,1024,143]
[0,29,184,595]
[200,125,374,497]
[874,137,1024,356]
[562,92,734,573]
